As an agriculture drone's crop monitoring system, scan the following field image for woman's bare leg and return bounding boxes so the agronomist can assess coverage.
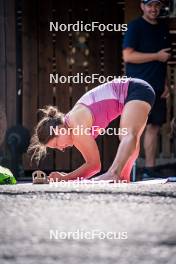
[94,144,140,182]
[119,145,140,182]
[95,100,151,182]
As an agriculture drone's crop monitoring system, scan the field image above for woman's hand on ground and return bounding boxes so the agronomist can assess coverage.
[48,171,66,182]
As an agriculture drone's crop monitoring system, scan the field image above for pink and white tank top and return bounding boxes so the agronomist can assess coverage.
[66,79,130,138]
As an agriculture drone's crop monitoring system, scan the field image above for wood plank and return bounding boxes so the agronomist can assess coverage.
[0,0,7,152]
[5,0,17,128]
[102,0,123,171]
[54,0,72,171]
[160,97,171,158]
[124,0,140,23]
[38,0,54,170]
[169,18,176,30]
[22,0,38,170]
[66,1,87,171]
[0,0,6,107]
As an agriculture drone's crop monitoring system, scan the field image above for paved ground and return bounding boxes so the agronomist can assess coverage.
[0,181,176,264]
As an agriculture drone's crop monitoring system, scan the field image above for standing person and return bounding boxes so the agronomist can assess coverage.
[123,0,171,179]
[28,78,155,183]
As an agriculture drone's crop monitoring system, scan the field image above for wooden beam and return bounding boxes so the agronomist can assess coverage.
[5,0,17,128]
[124,0,141,23]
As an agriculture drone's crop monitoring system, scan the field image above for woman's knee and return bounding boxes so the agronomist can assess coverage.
[119,131,139,147]
[119,127,141,142]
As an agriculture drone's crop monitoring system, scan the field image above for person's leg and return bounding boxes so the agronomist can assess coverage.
[119,144,140,182]
[94,79,155,182]
[94,144,140,182]
[171,117,176,137]
[144,124,160,167]
[142,97,166,178]
[94,100,151,182]
[107,100,150,182]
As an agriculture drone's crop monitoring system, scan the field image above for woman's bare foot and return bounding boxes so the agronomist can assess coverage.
[93,170,126,183]
[93,172,114,181]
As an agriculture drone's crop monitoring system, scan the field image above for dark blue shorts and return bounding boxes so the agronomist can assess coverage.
[125,78,156,108]
[125,78,166,126]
